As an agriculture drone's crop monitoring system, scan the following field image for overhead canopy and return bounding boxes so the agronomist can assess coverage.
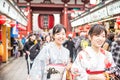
[71,0,120,27]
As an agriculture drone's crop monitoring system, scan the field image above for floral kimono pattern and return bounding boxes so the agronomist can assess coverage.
[29,42,70,80]
[71,47,115,80]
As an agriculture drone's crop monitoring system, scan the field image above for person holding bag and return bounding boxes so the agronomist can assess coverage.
[23,33,37,74]
[71,24,119,80]
[29,24,71,80]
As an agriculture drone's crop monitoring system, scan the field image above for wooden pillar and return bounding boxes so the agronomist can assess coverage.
[1,25,8,62]
[60,13,63,24]
[63,4,68,31]
[27,3,32,33]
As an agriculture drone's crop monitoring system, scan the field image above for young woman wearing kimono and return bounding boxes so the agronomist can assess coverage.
[29,24,70,80]
[71,24,117,80]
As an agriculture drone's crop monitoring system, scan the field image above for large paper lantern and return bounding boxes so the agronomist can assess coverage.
[0,15,6,25]
[116,17,120,25]
[38,14,54,30]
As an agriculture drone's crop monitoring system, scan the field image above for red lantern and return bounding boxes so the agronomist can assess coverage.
[10,21,16,27]
[116,17,120,25]
[38,14,54,30]
[17,24,26,30]
[79,26,83,30]
[0,15,6,25]
[86,25,90,29]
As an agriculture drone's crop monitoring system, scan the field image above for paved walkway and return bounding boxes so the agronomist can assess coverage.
[0,57,28,80]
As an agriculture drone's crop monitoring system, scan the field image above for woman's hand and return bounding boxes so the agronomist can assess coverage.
[88,73,106,80]
[66,62,72,70]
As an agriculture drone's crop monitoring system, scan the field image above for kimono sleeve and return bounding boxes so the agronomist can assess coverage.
[105,51,116,68]
[29,45,50,80]
[71,51,88,80]
[105,51,119,75]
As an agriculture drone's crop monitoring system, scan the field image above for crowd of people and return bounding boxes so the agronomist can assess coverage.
[11,23,120,80]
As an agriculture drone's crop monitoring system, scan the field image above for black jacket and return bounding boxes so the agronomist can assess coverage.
[23,40,40,60]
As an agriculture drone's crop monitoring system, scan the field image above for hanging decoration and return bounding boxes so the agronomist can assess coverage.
[11,26,18,38]
[79,26,83,30]
[38,14,54,30]
[116,17,120,25]
[10,20,16,27]
[0,15,6,25]
[86,25,90,29]
[17,24,26,31]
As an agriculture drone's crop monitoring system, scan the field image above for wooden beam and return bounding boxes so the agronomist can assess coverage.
[17,3,84,9]
[33,11,62,14]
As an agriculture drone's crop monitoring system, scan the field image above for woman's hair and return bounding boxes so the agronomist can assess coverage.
[107,33,115,41]
[52,24,66,35]
[88,24,107,37]
[27,33,36,39]
[44,34,51,41]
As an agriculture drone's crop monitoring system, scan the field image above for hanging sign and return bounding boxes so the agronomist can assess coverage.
[11,27,18,38]
[90,7,108,22]
[107,1,120,16]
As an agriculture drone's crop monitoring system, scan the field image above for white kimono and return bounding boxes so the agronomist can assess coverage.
[71,47,115,80]
[29,42,70,80]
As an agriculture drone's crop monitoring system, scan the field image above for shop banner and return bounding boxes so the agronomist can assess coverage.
[90,7,108,22]
[83,15,91,24]
[11,27,18,38]
[0,0,27,26]
[107,1,120,16]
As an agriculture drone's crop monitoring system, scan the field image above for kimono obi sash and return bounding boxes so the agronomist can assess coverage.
[46,64,66,80]
[86,69,105,74]
[84,49,111,75]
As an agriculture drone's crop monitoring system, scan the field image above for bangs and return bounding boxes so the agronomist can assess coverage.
[92,26,105,36]
[88,24,107,37]
[53,24,66,35]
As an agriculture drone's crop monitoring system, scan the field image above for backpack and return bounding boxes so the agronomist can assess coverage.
[80,39,89,49]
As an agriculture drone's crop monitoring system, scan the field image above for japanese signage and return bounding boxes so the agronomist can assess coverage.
[90,7,108,22]
[107,1,120,16]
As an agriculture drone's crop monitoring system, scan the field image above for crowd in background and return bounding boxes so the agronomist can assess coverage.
[10,23,120,80]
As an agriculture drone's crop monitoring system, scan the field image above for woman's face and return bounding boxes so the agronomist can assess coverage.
[30,35,36,41]
[90,31,106,48]
[53,29,66,45]
[46,36,51,42]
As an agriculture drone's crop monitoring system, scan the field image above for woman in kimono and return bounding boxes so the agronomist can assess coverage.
[71,24,118,80]
[29,24,70,80]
